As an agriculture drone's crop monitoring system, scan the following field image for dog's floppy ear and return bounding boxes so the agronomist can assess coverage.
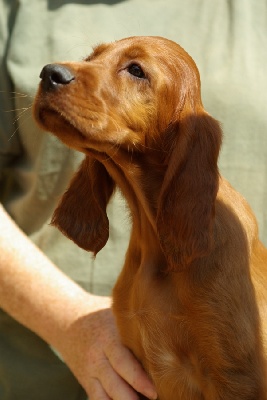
[157,111,222,271]
[51,156,115,255]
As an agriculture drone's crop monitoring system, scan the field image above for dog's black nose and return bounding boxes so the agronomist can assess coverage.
[39,64,75,91]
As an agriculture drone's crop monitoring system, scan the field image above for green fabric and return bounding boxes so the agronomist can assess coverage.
[0,311,86,400]
[0,0,267,398]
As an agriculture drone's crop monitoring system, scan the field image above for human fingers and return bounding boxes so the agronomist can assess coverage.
[88,355,141,400]
[105,338,157,400]
[88,377,112,400]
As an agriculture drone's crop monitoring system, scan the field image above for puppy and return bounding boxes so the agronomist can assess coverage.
[34,36,267,399]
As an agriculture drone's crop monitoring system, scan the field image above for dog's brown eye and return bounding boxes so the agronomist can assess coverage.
[127,63,146,79]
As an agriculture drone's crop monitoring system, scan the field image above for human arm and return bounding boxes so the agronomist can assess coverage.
[0,204,157,400]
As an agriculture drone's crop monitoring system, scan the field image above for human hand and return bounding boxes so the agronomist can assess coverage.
[57,295,157,400]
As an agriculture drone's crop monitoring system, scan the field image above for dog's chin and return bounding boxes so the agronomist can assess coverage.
[34,105,118,156]
[34,106,97,153]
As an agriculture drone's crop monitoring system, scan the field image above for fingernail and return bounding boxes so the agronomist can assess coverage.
[146,388,158,400]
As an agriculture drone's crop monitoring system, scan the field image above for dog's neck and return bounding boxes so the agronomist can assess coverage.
[98,150,165,247]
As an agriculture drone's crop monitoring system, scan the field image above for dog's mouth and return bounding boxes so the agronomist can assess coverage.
[33,98,116,155]
[34,103,88,148]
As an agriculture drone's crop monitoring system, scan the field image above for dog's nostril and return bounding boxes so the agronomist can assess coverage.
[39,64,75,91]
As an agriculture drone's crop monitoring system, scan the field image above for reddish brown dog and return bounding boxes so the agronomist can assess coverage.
[34,36,267,399]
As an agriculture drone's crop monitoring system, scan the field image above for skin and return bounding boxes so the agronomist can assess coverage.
[0,204,157,400]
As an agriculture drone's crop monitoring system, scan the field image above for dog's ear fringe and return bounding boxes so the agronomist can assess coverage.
[157,112,222,271]
[51,156,115,255]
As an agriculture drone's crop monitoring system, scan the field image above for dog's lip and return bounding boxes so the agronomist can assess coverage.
[35,105,113,156]
[37,105,87,141]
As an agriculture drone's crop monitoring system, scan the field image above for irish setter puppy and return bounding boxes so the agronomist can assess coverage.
[34,36,267,399]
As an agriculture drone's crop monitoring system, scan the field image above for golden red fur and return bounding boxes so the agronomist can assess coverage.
[34,36,267,399]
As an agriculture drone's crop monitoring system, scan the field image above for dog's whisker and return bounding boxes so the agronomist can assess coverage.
[0,90,34,100]
[13,104,32,122]
[9,109,33,141]
[5,107,31,114]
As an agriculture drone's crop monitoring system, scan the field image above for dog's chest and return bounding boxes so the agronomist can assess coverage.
[113,278,204,399]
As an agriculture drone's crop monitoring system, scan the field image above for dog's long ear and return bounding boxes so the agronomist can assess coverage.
[51,156,115,255]
[157,111,222,271]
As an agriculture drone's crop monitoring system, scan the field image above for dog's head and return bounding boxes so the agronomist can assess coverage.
[34,36,204,153]
[34,36,222,268]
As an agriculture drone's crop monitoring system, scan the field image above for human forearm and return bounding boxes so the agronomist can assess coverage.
[0,203,100,345]
[0,204,157,399]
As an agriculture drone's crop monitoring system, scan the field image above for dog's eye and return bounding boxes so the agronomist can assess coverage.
[127,63,146,79]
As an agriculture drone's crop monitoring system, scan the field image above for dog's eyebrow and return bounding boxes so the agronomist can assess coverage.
[120,46,148,62]
[85,43,110,61]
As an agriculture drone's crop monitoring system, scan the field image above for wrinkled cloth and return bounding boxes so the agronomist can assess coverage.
[0,0,266,398]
